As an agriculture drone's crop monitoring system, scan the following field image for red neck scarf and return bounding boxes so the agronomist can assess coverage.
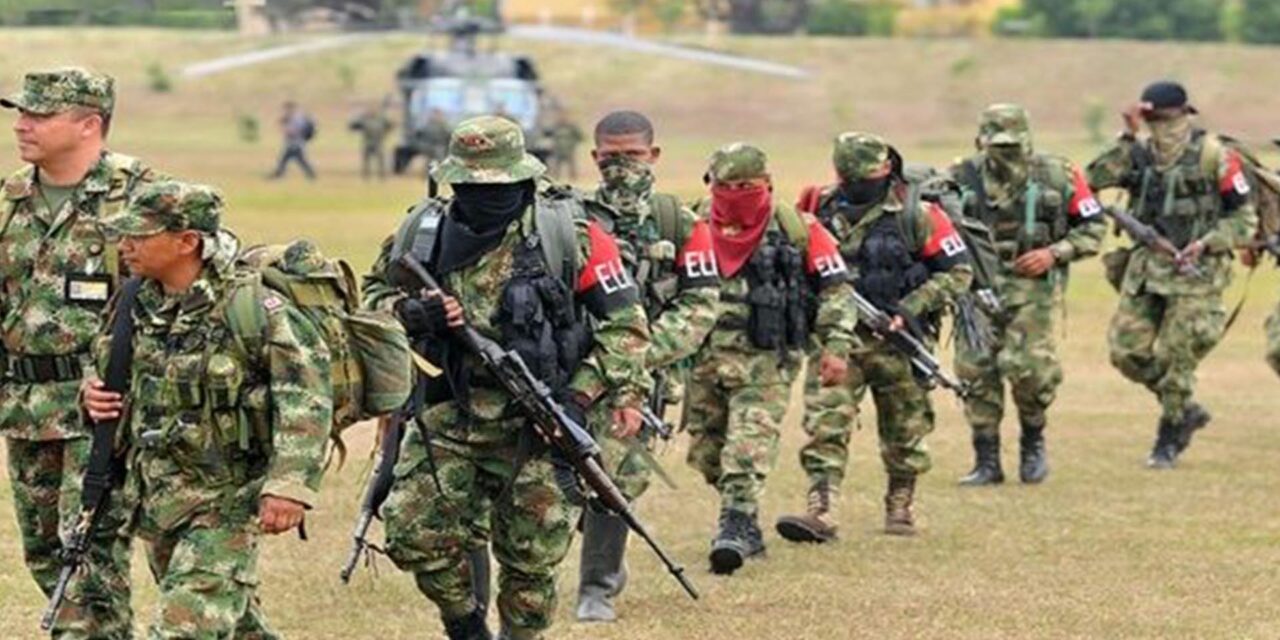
[710,184,773,278]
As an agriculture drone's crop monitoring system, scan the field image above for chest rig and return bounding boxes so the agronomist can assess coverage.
[958,155,1070,264]
[1125,131,1222,249]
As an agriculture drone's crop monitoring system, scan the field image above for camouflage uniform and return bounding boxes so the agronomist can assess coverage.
[576,154,721,621]
[685,143,858,572]
[1267,300,1280,376]
[363,116,651,640]
[783,133,972,539]
[0,68,155,639]
[1087,90,1257,468]
[349,108,393,180]
[949,105,1105,485]
[546,119,584,181]
[93,181,332,638]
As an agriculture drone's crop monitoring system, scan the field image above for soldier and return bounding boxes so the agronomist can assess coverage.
[348,102,394,181]
[778,133,972,542]
[1086,82,1257,469]
[269,100,316,181]
[574,110,720,622]
[81,180,332,636]
[950,105,1105,486]
[686,143,858,574]
[417,108,452,175]
[546,112,584,181]
[0,66,159,638]
[362,115,652,640]
[1268,300,1280,377]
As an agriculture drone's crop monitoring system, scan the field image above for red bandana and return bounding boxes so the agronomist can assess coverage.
[709,184,773,278]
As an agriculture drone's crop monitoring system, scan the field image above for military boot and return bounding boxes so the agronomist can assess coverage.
[884,475,917,536]
[1175,403,1211,454]
[442,607,491,640]
[775,482,839,543]
[957,434,1004,486]
[1019,419,1049,484]
[1146,417,1180,469]
[709,508,763,575]
[576,510,630,623]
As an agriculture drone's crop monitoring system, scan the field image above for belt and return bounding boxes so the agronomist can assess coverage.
[3,352,87,384]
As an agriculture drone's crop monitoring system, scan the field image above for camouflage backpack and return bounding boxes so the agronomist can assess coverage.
[226,240,413,460]
[902,164,1002,312]
[1218,135,1280,244]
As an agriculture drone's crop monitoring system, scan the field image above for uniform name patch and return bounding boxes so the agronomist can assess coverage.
[64,275,112,305]
[263,294,286,314]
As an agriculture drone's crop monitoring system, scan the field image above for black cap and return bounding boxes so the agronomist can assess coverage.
[1140,81,1197,114]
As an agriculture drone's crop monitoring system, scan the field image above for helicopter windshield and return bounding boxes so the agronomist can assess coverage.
[412,77,538,129]
[486,79,537,129]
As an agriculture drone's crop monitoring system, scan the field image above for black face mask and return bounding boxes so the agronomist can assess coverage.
[841,177,891,206]
[451,181,534,233]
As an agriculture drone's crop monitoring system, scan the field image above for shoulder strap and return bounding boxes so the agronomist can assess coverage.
[535,199,580,286]
[0,191,16,242]
[1200,132,1224,177]
[223,276,270,368]
[774,205,810,247]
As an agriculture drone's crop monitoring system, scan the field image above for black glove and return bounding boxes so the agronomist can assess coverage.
[394,295,448,340]
[557,390,592,431]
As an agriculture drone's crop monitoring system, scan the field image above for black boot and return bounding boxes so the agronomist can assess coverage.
[1147,417,1180,469]
[958,434,1004,486]
[469,547,491,620]
[709,508,762,575]
[442,607,491,640]
[1175,403,1211,454]
[576,510,629,622]
[1019,419,1049,484]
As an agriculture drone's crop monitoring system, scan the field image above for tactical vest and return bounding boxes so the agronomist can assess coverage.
[588,191,687,318]
[387,193,591,394]
[957,155,1071,264]
[1126,130,1223,249]
[719,207,813,351]
[817,194,930,314]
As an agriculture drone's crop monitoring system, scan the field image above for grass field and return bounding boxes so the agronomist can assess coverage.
[1,28,1279,639]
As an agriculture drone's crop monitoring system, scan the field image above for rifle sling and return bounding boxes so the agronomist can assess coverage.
[82,277,143,514]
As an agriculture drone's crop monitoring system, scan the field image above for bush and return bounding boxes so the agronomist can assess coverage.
[807,0,895,36]
[146,63,173,94]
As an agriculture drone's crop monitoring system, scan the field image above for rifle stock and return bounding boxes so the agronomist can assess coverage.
[395,256,698,601]
[339,412,406,584]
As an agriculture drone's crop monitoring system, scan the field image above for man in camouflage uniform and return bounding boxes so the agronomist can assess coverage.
[778,133,972,541]
[1,67,158,638]
[1087,82,1257,469]
[686,143,858,574]
[82,180,332,637]
[363,115,652,640]
[574,110,720,622]
[950,105,1105,486]
[349,102,394,181]
[546,112,584,181]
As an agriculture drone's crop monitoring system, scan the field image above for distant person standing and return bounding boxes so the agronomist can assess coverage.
[415,108,451,176]
[547,113,584,181]
[269,100,316,180]
[349,102,393,181]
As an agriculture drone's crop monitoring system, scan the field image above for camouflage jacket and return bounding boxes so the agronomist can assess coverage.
[364,200,653,445]
[950,153,1104,305]
[1087,132,1258,296]
[697,202,859,382]
[0,151,158,441]
[588,187,720,369]
[350,112,393,150]
[98,248,332,537]
[804,189,974,321]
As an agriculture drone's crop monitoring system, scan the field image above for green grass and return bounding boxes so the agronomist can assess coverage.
[2,28,1280,639]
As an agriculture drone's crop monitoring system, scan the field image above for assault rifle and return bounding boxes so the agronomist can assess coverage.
[1103,207,1204,277]
[41,278,143,630]
[642,371,674,441]
[339,410,407,583]
[396,256,699,601]
[851,290,969,399]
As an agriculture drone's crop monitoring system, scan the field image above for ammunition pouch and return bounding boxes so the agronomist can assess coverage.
[1102,247,1132,293]
[2,352,87,384]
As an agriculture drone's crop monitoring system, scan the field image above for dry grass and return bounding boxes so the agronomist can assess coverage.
[1,28,1280,639]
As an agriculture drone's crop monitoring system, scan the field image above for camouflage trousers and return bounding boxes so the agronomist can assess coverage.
[1108,290,1227,423]
[6,436,133,639]
[143,519,275,639]
[595,426,655,503]
[954,296,1063,437]
[1266,297,1280,376]
[685,351,795,516]
[383,433,577,636]
[800,337,935,490]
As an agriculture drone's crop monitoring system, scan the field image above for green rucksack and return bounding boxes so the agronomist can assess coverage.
[903,163,1002,312]
[227,240,413,461]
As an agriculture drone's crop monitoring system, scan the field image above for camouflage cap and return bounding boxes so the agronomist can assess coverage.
[706,142,768,183]
[431,115,546,184]
[0,67,114,116]
[979,103,1032,146]
[833,132,891,180]
[101,181,223,239]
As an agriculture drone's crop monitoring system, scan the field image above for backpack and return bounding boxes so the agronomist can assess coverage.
[902,164,1001,311]
[1217,135,1280,242]
[301,116,317,142]
[227,240,413,463]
